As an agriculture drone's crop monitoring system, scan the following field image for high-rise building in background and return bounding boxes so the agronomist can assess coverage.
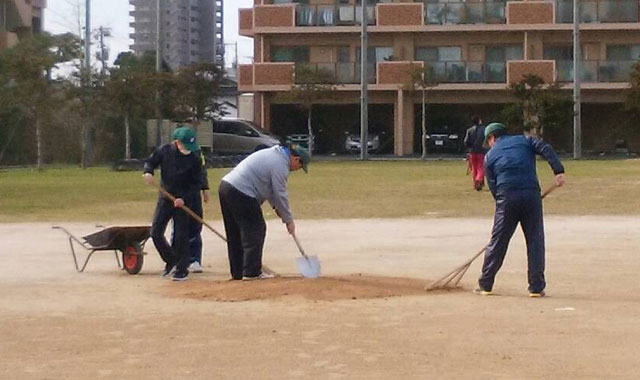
[0,0,46,51]
[129,0,224,71]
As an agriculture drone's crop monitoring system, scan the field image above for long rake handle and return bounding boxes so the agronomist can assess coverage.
[426,184,558,290]
[152,182,227,242]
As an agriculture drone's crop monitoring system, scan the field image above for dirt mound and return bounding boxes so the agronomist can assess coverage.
[164,274,437,302]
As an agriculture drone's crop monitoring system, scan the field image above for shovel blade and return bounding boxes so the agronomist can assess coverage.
[296,255,321,278]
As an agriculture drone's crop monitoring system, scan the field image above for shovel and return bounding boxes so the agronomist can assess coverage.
[292,233,321,278]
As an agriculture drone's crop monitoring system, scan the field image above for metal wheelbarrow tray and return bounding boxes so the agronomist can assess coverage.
[53,225,151,274]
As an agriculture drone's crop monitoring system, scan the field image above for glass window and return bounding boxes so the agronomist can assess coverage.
[544,46,573,60]
[338,46,351,63]
[486,45,523,62]
[438,47,461,61]
[271,46,310,62]
[415,46,461,61]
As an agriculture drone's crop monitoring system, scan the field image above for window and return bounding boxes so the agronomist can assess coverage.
[607,45,640,61]
[338,46,350,63]
[415,46,461,61]
[356,47,394,63]
[271,46,310,62]
[543,46,573,60]
[486,45,523,62]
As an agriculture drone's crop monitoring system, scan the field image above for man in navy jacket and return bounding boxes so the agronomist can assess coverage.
[476,123,566,297]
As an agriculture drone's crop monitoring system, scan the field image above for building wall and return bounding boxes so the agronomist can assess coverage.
[0,0,46,51]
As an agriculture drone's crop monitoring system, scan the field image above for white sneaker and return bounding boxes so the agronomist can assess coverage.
[189,261,203,273]
[242,272,275,281]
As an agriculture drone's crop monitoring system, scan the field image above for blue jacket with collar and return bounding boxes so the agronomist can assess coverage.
[484,135,564,199]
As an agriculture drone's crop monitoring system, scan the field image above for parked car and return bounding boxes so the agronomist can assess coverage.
[211,118,279,155]
[424,125,462,153]
[286,133,316,152]
[344,131,385,154]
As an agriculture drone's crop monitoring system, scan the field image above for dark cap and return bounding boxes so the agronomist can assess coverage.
[172,126,199,152]
[484,122,506,146]
[290,144,310,173]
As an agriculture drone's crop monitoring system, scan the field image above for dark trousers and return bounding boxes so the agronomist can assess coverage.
[478,189,546,293]
[218,181,266,280]
[151,196,192,274]
[171,191,203,264]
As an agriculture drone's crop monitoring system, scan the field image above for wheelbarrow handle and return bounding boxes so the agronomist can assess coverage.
[150,182,227,242]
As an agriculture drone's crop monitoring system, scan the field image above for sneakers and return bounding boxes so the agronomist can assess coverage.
[242,272,275,281]
[473,287,493,296]
[162,264,176,277]
[172,270,189,282]
[529,291,546,298]
[189,261,203,273]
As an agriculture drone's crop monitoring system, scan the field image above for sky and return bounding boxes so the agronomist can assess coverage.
[43,0,254,68]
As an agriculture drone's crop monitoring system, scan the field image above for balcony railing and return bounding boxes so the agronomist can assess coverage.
[555,60,637,82]
[423,61,507,83]
[295,62,376,84]
[555,0,639,23]
[296,5,376,26]
[424,0,506,25]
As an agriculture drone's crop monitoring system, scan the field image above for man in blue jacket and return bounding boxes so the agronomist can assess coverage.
[476,123,565,297]
[143,127,203,281]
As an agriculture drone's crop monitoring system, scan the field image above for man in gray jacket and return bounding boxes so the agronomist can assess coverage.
[218,143,310,280]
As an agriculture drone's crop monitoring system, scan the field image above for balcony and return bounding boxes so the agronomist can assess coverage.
[555,0,639,23]
[295,4,376,27]
[423,61,507,83]
[424,0,507,25]
[507,60,556,84]
[555,60,637,82]
[295,62,375,84]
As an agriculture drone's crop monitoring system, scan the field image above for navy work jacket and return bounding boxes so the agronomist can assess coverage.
[484,135,564,199]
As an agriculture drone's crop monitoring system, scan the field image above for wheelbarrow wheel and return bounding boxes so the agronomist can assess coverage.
[122,243,144,275]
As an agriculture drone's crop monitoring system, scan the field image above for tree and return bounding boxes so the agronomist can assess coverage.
[0,33,81,168]
[405,65,437,159]
[168,62,225,123]
[105,52,161,159]
[277,65,338,157]
[501,74,572,139]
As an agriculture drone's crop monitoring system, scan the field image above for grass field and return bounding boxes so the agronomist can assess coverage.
[1,159,639,222]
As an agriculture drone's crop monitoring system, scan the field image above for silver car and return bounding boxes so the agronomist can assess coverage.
[212,118,279,155]
[344,132,382,154]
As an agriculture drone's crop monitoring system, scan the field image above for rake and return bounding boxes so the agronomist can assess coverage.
[425,184,557,291]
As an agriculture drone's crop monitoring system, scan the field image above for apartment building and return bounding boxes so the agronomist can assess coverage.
[129,0,224,71]
[0,0,46,51]
[238,0,640,155]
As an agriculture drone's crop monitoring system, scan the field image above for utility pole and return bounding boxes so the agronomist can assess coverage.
[573,0,582,159]
[81,0,92,168]
[360,0,369,160]
[155,0,162,147]
[84,0,90,70]
[95,26,111,82]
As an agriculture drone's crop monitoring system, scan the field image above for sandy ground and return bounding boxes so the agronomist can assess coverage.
[2,216,640,379]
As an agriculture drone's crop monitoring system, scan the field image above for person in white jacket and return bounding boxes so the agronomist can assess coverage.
[218,143,309,280]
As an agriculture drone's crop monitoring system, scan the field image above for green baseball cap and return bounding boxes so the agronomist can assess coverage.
[484,122,506,146]
[172,126,199,152]
[290,144,310,173]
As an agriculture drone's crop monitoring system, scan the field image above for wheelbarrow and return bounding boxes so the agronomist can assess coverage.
[53,225,151,274]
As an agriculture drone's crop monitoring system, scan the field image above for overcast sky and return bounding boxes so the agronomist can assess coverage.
[43,0,254,68]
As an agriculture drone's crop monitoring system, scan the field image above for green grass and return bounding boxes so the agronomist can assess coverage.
[1,159,639,222]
